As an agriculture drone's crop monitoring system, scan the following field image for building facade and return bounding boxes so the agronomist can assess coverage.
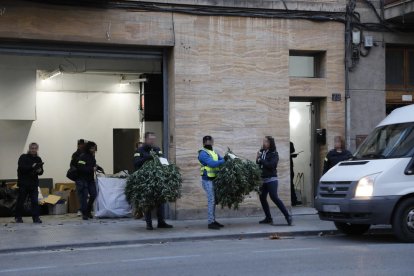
[0,0,412,219]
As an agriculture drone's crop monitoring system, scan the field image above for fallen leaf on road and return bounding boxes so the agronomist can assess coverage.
[269,234,280,240]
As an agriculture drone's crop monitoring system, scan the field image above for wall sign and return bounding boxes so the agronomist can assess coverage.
[332,93,342,102]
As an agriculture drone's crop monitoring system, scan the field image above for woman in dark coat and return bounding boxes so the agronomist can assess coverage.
[256,136,292,226]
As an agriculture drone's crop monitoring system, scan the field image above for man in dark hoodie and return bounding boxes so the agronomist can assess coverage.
[76,141,98,220]
[134,132,173,230]
[15,143,44,224]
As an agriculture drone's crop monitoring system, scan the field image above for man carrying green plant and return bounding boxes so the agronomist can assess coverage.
[198,136,229,230]
[134,132,173,230]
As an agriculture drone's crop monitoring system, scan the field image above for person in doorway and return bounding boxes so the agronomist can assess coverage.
[323,136,353,174]
[76,141,98,220]
[15,143,44,224]
[198,135,225,230]
[257,136,292,226]
[290,142,300,206]
[134,132,173,230]
[70,139,86,217]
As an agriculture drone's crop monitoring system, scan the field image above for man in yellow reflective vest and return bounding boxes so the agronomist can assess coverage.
[198,136,225,230]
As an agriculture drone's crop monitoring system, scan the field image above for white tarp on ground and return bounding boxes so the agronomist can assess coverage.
[95,177,132,218]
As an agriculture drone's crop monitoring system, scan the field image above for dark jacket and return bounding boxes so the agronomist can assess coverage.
[323,149,353,174]
[134,144,162,171]
[17,154,44,188]
[77,152,96,181]
[257,149,279,178]
[70,150,82,168]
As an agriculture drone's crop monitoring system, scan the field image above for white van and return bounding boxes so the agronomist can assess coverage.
[315,104,414,242]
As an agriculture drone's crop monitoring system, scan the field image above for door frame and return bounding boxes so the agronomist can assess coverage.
[289,97,323,206]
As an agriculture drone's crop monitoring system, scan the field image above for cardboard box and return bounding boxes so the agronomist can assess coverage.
[68,189,80,213]
[55,183,76,192]
[40,188,50,197]
[53,190,70,202]
[42,195,61,205]
[48,202,67,215]
[6,182,17,189]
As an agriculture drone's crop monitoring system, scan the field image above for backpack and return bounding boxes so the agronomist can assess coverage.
[66,152,81,181]
[66,166,78,181]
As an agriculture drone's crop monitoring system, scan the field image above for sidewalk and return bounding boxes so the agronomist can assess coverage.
[0,208,337,253]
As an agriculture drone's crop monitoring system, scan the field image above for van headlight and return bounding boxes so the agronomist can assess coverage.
[355,173,380,198]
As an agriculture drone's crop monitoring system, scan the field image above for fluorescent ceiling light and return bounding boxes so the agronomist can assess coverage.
[120,78,147,84]
[42,69,62,80]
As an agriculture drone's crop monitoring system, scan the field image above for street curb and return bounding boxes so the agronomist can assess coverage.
[0,229,338,254]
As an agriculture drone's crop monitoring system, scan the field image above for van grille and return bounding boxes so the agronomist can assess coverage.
[318,181,353,198]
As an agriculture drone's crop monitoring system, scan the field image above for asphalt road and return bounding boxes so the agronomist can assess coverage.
[0,232,413,276]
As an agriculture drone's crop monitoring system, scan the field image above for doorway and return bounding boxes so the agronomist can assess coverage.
[289,99,322,207]
[113,129,140,174]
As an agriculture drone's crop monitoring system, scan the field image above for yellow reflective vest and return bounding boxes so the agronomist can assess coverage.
[198,149,219,178]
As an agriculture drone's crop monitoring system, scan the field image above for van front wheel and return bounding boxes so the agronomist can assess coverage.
[334,222,370,236]
[392,198,414,243]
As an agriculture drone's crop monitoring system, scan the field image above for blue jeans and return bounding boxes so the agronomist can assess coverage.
[259,180,290,220]
[202,179,215,224]
[76,179,97,216]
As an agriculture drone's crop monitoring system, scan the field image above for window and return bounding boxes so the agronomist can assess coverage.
[354,122,414,160]
[289,50,326,78]
[386,46,414,90]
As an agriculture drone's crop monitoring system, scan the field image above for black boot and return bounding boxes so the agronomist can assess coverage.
[15,217,23,223]
[32,217,42,224]
[157,221,173,229]
[208,223,220,230]
[214,221,224,228]
[259,217,273,224]
[286,215,293,226]
[146,222,154,230]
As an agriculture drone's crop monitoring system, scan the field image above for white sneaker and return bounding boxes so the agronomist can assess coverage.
[77,210,82,217]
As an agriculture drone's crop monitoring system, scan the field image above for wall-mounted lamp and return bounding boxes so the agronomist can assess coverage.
[41,69,62,80]
[120,78,147,85]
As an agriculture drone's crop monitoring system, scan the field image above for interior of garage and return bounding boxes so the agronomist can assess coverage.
[0,52,163,184]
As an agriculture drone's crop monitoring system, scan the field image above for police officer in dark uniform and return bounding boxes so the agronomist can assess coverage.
[15,143,44,224]
[77,141,98,220]
[133,132,173,230]
[71,139,86,169]
[323,136,353,174]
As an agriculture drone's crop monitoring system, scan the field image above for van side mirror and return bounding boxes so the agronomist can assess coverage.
[404,156,414,175]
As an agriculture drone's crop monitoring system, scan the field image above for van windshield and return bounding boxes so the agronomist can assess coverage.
[354,122,414,160]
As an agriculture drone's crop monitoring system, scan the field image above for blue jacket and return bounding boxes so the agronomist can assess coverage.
[198,149,224,180]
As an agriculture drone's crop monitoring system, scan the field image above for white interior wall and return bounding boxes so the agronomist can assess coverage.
[0,67,36,120]
[0,90,141,183]
[289,102,312,205]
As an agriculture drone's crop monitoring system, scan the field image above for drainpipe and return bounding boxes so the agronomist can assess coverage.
[344,4,352,151]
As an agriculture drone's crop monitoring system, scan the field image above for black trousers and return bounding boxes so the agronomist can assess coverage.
[15,185,39,219]
[259,180,290,220]
[145,204,165,225]
[290,169,298,205]
[75,179,97,215]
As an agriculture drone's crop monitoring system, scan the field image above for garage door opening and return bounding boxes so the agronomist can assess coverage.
[0,50,165,183]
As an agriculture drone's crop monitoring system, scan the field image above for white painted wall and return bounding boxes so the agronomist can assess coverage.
[289,102,312,205]
[0,67,36,120]
[0,91,141,182]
